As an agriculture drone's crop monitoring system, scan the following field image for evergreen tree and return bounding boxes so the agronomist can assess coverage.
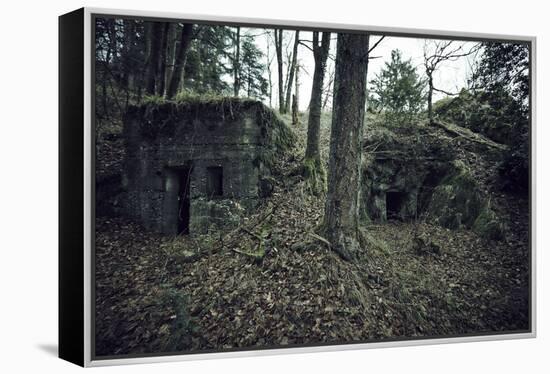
[183,26,233,95]
[239,37,268,99]
[472,42,529,112]
[369,49,426,124]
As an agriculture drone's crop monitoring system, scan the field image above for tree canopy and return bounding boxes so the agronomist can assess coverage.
[93,19,270,122]
[471,42,530,193]
[472,42,529,112]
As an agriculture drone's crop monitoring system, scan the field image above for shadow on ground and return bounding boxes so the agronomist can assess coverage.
[36,344,58,357]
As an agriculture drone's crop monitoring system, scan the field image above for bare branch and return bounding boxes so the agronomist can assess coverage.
[298,41,314,53]
[368,36,386,54]
[432,86,459,96]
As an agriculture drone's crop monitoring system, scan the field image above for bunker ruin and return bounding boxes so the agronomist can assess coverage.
[121,98,292,235]
[360,121,504,240]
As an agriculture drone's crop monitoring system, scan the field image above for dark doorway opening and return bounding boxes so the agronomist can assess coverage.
[206,166,223,198]
[177,168,192,234]
[386,191,405,220]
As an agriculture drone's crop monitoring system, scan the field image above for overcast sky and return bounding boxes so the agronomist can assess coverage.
[244,28,481,111]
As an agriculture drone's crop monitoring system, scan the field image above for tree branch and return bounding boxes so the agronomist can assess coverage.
[368,36,386,54]
[432,86,459,96]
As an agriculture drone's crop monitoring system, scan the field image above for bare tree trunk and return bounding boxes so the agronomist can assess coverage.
[305,32,330,164]
[165,23,178,92]
[120,20,133,91]
[324,33,370,261]
[266,35,273,107]
[322,67,335,110]
[303,32,331,194]
[427,75,433,123]
[295,61,300,111]
[156,23,170,96]
[283,31,300,113]
[274,29,284,113]
[422,41,480,124]
[233,27,241,97]
[101,69,108,119]
[247,65,252,97]
[100,19,115,118]
[292,94,299,126]
[145,22,163,95]
[166,24,194,99]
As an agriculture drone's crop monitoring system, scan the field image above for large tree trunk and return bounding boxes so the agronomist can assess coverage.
[274,29,284,113]
[166,23,194,99]
[324,33,370,261]
[145,22,163,95]
[233,27,241,97]
[283,31,300,113]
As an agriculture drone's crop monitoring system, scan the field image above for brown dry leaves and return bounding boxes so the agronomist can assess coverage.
[95,116,529,356]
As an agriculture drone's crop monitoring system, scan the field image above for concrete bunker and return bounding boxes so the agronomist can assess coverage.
[361,122,504,239]
[361,156,424,223]
[122,98,293,235]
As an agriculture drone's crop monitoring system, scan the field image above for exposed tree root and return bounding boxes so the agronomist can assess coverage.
[432,120,508,151]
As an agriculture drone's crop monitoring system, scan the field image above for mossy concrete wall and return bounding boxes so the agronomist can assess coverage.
[362,158,424,222]
[361,122,503,239]
[122,98,291,235]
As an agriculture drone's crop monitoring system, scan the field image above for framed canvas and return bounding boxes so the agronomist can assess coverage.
[59,7,536,367]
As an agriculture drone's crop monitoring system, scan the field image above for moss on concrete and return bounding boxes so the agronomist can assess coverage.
[427,160,485,229]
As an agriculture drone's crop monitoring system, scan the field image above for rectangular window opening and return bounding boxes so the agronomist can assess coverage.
[206,166,223,198]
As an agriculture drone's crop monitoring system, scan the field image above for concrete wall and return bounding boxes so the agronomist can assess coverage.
[362,157,426,222]
[122,100,284,235]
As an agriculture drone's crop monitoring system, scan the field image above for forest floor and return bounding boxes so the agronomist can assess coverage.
[95,113,530,356]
